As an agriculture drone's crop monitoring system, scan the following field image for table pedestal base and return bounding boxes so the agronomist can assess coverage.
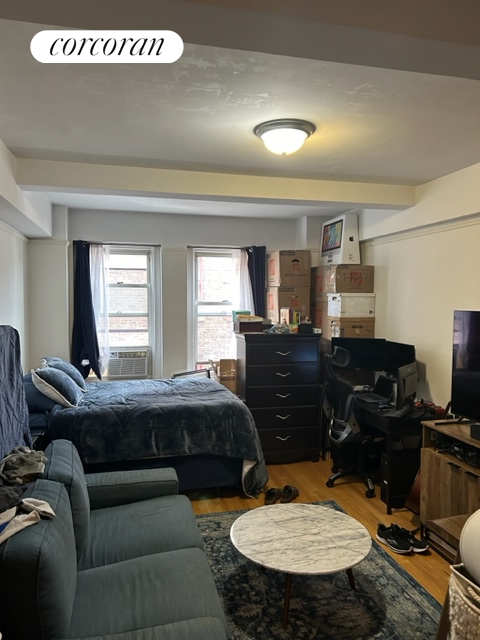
[282,569,357,629]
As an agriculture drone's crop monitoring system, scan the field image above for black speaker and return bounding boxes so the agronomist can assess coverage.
[471,423,480,441]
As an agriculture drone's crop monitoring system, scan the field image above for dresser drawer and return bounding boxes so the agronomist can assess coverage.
[250,406,319,429]
[247,363,319,386]
[259,426,320,452]
[246,341,319,365]
[246,385,319,408]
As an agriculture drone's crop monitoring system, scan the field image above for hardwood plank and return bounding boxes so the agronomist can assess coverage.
[185,458,451,604]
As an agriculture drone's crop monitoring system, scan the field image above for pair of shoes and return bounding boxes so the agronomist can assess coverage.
[264,485,300,505]
[376,524,429,554]
[264,487,283,505]
[391,524,429,553]
[279,485,300,503]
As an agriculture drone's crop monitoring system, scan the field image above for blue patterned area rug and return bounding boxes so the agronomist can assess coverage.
[196,501,442,640]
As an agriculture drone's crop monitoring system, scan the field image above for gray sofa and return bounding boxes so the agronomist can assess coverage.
[0,439,229,640]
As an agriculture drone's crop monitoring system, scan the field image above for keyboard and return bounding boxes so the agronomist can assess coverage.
[382,405,410,418]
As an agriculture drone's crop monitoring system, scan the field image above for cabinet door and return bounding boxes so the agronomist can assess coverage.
[463,468,480,514]
[420,449,455,522]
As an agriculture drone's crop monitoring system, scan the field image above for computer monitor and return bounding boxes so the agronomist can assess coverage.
[384,341,416,376]
[320,213,360,265]
[331,337,386,371]
[395,361,418,409]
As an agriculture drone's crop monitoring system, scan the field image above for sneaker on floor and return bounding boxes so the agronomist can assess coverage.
[391,525,429,553]
[376,524,413,554]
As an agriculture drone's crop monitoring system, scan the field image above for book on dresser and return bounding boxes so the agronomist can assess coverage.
[236,332,322,464]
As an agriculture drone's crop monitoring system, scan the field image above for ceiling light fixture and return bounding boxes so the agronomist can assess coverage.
[254,118,316,155]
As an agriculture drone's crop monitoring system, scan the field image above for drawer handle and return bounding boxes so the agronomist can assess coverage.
[276,414,291,420]
[464,471,480,479]
[276,393,291,399]
[276,351,291,356]
[275,435,292,442]
[276,372,292,378]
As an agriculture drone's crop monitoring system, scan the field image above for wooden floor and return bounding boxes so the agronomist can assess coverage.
[185,457,451,605]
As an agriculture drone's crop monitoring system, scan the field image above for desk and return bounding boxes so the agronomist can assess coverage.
[357,401,423,514]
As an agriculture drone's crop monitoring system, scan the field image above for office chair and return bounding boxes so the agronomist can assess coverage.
[324,347,383,498]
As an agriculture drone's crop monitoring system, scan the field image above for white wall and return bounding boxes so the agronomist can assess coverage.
[18,161,480,397]
[361,215,480,408]
[29,209,310,377]
[0,221,28,365]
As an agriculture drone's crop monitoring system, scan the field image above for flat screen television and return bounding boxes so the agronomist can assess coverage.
[451,309,480,423]
[320,213,360,265]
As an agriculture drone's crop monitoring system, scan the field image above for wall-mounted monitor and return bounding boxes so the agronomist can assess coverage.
[320,213,361,265]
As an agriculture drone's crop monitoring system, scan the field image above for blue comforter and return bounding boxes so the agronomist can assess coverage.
[47,377,268,497]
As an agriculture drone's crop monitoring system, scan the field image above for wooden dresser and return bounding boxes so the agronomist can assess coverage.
[236,332,321,463]
[420,420,480,560]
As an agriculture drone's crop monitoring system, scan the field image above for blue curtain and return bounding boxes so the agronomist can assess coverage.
[246,246,266,317]
[71,240,102,380]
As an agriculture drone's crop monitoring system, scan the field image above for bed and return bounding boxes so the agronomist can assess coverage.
[0,324,268,497]
[22,351,269,498]
[45,376,268,496]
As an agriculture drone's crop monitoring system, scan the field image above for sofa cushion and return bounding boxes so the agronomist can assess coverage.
[43,439,91,560]
[70,547,229,638]
[79,493,204,570]
[0,479,77,640]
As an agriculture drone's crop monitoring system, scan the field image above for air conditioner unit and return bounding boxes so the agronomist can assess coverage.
[107,349,151,380]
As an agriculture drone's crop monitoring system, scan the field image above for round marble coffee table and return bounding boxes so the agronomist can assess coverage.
[230,503,372,628]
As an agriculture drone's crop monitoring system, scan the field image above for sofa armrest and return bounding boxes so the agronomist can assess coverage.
[85,467,179,509]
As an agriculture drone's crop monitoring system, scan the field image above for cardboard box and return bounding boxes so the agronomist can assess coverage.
[311,265,375,295]
[266,286,311,323]
[267,250,311,287]
[311,301,328,332]
[327,293,376,318]
[233,321,263,333]
[323,317,376,340]
[218,358,237,394]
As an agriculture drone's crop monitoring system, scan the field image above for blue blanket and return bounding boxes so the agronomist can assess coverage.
[47,377,268,497]
[0,326,32,460]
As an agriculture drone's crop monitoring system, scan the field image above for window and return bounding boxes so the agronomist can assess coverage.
[193,248,250,368]
[107,248,152,348]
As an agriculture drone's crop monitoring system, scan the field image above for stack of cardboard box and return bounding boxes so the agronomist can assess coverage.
[266,250,311,323]
[310,264,375,339]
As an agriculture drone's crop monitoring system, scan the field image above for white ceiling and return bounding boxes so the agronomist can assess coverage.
[1,0,480,220]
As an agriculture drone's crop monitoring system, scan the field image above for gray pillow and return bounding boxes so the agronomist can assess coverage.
[31,368,84,408]
[40,356,87,391]
[23,373,57,413]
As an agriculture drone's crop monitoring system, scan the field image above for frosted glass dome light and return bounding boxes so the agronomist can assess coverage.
[254,119,316,155]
